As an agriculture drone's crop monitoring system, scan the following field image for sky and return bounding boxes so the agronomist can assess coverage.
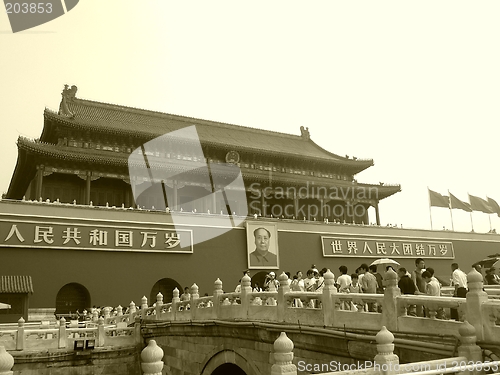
[1,1,500,233]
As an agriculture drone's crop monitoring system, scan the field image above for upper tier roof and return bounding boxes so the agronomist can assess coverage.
[42,85,374,173]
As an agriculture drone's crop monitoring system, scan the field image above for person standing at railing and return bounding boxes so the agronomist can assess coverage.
[360,263,377,312]
[411,258,427,317]
[494,267,500,284]
[304,269,316,292]
[337,266,352,310]
[290,275,304,308]
[264,272,279,291]
[485,268,500,285]
[349,274,364,311]
[370,264,384,312]
[422,270,446,319]
[180,287,191,302]
[397,268,417,316]
[304,269,317,308]
[450,263,468,321]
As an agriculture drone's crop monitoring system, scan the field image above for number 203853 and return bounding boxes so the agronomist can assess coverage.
[5,3,53,14]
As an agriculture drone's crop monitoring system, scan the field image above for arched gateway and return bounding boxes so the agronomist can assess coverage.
[55,283,90,316]
[150,278,182,303]
[201,349,259,375]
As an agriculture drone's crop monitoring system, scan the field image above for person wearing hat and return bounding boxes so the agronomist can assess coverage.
[264,271,279,291]
[249,227,278,267]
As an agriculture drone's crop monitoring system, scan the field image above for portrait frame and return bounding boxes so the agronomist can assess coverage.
[246,221,279,270]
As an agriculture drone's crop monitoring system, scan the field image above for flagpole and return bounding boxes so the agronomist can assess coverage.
[489,214,492,232]
[427,187,433,230]
[448,190,455,231]
[468,193,475,232]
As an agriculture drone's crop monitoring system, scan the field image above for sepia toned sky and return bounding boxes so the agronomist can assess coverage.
[1,1,500,233]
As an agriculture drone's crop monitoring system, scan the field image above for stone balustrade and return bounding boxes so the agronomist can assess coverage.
[135,269,500,345]
[0,315,140,352]
[271,321,500,375]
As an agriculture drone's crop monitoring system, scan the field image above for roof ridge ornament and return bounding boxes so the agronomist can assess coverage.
[300,126,310,140]
[58,84,77,119]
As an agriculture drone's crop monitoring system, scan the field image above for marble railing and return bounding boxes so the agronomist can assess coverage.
[270,321,500,375]
[0,316,140,351]
[135,269,500,344]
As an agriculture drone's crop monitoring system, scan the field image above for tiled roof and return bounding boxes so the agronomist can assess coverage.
[43,98,374,170]
[0,276,33,294]
[16,137,399,199]
[18,137,130,167]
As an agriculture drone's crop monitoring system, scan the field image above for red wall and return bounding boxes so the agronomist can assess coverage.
[0,201,498,309]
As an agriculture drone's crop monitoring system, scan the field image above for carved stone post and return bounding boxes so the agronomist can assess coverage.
[213,278,223,319]
[240,274,252,319]
[271,332,297,375]
[155,292,163,319]
[92,309,99,322]
[457,321,482,375]
[465,269,487,341]
[322,269,336,326]
[117,305,123,316]
[141,339,164,375]
[129,301,137,315]
[141,296,148,320]
[373,326,399,375]
[97,317,105,347]
[58,317,66,348]
[16,318,24,351]
[134,315,142,345]
[382,269,400,331]
[103,306,112,321]
[171,288,180,321]
[277,273,290,322]
[0,346,14,375]
[190,283,199,319]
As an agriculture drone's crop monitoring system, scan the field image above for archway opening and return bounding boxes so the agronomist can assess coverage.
[55,283,91,316]
[150,278,182,304]
[251,271,269,291]
[212,363,246,375]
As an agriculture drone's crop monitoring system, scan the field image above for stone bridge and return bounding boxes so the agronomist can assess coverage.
[134,268,500,375]
[1,268,500,375]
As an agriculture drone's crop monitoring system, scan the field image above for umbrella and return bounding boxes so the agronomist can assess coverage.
[472,256,500,269]
[370,258,400,266]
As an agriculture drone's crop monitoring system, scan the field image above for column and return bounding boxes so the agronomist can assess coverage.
[125,187,130,208]
[261,189,266,216]
[35,165,44,200]
[375,202,381,226]
[85,172,91,205]
[25,180,33,200]
[173,180,178,210]
[293,192,298,219]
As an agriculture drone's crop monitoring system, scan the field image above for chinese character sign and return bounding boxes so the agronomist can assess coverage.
[0,219,193,253]
[321,235,454,259]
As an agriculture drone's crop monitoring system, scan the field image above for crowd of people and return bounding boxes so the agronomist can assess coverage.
[232,259,500,318]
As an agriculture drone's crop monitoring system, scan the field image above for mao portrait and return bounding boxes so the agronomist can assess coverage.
[247,222,279,269]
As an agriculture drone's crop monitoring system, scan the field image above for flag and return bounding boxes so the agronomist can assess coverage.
[487,197,500,217]
[469,194,494,213]
[449,193,472,212]
[428,189,449,208]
